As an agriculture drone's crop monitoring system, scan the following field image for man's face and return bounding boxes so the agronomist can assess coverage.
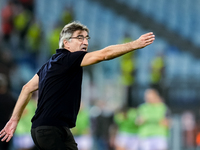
[65,30,89,52]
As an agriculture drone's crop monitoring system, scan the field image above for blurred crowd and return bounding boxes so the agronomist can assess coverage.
[0,0,74,96]
[1,0,41,97]
[72,88,200,150]
[0,0,74,149]
[1,0,200,150]
[71,88,170,150]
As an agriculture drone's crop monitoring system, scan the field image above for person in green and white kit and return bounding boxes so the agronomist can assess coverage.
[136,88,170,150]
[114,107,138,150]
[71,103,92,150]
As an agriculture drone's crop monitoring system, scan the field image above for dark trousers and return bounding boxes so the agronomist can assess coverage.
[31,126,78,150]
[0,139,11,150]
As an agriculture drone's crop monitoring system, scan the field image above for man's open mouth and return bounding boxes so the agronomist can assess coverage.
[81,47,87,51]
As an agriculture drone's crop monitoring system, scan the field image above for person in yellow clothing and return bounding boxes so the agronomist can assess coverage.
[48,8,74,56]
[120,34,137,107]
[48,25,63,56]
[150,52,165,95]
[25,18,42,57]
[13,96,37,150]
[13,5,31,48]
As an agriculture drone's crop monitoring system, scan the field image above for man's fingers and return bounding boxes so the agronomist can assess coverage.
[1,133,12,142]
[143,37,155,45]
[0,129,5,134]
[0,130,6,138]
[145,37,155,46]
[144,32,154,36]
[1,133,9,141]
[6,134,13,142]
[145,33,155,43]
[147,37,155,42]
[146,34,155,40]
[146,41,154,45]
[0,129,14,142]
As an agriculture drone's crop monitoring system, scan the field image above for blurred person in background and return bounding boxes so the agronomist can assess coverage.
[195,111,200,148]
[181,111,196,149]
[1,1,15,46]
[150,52,165,96]
[0,73,16,150]
[0,21,155,150]
[90,100,114,150]
[71,103,92,150]
[136,88,170,150]
[13,3,32,49]
[61,6,74,26]
[120,33,137,107]
[113,106,138,150]
[0,48,15,90]
[17,0,35,13]
[48,24,63,56]
[48,8,74,56]
[25,16,42,67]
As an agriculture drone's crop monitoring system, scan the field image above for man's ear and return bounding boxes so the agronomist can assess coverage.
[63,39,70,49]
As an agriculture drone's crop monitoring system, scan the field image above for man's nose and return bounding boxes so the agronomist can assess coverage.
[83,38,89,45]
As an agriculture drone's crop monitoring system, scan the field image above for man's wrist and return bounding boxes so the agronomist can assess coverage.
[129,40,138,50]
[10,116,20,122]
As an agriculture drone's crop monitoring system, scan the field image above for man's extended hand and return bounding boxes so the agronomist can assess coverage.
[0,119,18,142]
[133,32,155,49]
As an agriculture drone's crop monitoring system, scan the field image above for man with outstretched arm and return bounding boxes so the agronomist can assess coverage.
[0,21,155,150]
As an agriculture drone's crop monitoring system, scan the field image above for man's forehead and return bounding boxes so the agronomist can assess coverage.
[73,30,88,36]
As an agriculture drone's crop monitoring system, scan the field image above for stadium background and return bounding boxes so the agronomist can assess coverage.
[1,0,200,149]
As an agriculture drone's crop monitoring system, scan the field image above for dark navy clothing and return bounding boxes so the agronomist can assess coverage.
[31,49,87,128]
[31,126,78,150]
